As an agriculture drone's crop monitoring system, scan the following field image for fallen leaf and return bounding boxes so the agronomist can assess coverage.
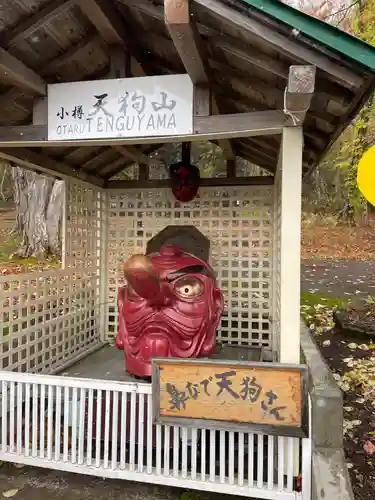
[323,340,331,347]
[364,440,375,455]
[348,343,358,349]
[358,344,370,350]
[2,490,19,498]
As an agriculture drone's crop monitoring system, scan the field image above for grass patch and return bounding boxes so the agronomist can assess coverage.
[301,292,349,335]
[0,233,61,270]
[0,234,21,262]
[301,291,348,311]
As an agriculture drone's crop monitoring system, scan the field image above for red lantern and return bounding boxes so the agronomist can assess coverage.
[169,162,200,202]
[169,142,200,202]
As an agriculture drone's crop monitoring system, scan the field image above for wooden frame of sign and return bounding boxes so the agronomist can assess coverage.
[152,358,309,438]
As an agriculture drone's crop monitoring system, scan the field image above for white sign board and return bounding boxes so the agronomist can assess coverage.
[47,74,193,141]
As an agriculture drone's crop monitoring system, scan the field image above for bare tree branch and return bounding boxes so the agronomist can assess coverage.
[324,0,360,19]
[0,164,7,202]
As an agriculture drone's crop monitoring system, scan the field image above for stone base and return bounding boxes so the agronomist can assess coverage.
[334,309,375,337]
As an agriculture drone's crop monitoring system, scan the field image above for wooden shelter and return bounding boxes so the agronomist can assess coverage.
[0,1,374,499]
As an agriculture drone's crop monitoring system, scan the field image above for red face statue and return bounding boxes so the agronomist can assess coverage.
[116,245,224,378]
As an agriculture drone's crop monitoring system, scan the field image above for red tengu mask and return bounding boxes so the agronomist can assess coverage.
[115,245,224,378]
[169,162,200,202]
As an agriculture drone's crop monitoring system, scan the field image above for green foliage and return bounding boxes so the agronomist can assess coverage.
[303,0,375,215]
[0,234,20,262]
[111,169,132,181]
[300,292,348,335]
[337,0,375,209]
[301,291,348,311]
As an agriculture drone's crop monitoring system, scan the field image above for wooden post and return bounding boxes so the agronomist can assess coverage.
[226,159,236,178]
[139,164,149,181]
[98,189,109,340]
[284,65,316,126]
[164,0,234,159]
[275,128,304,479]
[108,45,131,78]
[278,127,303,364]
[181,142,191,163]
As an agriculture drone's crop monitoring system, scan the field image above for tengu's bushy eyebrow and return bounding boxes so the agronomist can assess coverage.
[167,265,210,281]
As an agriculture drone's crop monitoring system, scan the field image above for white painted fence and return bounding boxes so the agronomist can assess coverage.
[0,370,311,499]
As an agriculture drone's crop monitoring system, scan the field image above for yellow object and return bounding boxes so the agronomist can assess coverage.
[357,145,375,206]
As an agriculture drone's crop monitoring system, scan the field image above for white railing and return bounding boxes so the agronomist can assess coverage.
[0,370,311,499]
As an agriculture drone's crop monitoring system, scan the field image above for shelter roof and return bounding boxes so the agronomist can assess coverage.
[0,0,374,181]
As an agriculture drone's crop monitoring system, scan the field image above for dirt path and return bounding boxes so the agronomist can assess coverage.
[0,465,235,500]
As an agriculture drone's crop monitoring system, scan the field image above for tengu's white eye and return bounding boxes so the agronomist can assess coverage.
[174,277,204,298]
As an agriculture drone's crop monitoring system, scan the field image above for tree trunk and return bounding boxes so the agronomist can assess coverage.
[46,180,64,255]
[11,166,63,259]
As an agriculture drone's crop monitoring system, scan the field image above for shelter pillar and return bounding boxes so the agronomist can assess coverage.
[278,127,303,364]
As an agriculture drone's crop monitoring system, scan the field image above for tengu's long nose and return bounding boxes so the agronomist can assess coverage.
[123,254,169,305]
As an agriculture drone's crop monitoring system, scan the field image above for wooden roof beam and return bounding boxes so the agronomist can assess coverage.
[0,110,286,147]
[98,145,162,178]
[0,0,77,50]
[123,0,353,106]
[77,0,145,77]
[97,156,129,177]
[284,65,316,126]
[115,145,147,163]
[81,148,119,172]
[0,48,46,95]
[0,148,104,187]
[0,0,78,97]
[114,144,170,179]
[164,0,235,160]
[107,176,274,190]
[195,0,361,90]
[115,145,160,166]
[0,33,102,116]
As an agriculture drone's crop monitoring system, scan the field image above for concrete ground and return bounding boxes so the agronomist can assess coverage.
[0,259,373,499]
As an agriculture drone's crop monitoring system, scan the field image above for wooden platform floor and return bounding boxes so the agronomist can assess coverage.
[59,343,264,383]
[60,345,137,383]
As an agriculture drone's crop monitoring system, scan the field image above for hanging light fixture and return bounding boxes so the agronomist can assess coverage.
[169,142,201,202]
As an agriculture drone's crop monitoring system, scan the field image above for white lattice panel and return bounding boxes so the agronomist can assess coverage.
[64,182,102,271]
[106,186,274,350]
[0,181,103,375]
[0,268,101,373]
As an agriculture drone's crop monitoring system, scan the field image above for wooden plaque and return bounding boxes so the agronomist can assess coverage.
[152,359,309,437]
